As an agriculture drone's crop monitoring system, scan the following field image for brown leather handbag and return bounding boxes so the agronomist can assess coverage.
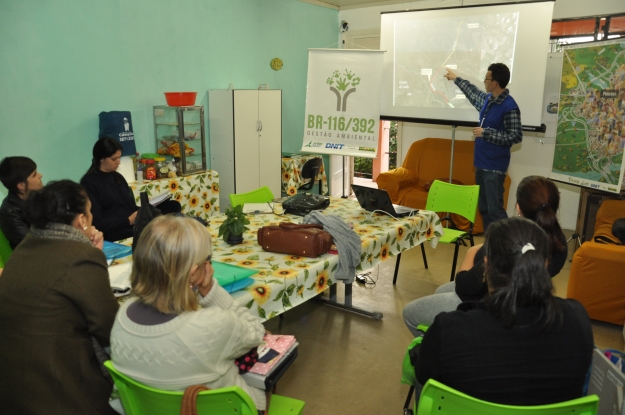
[257,222,333,258]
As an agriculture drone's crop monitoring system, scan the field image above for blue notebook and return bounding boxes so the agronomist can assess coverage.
[222,277,255,294]
[103,241,132,261]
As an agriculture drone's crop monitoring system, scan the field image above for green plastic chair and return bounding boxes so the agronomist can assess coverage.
[424,179,479,282]
[104,361,305,415]
[230,186,275,208]
[416,379,599,415]
[0,229,13,268]
[401,325,429,413]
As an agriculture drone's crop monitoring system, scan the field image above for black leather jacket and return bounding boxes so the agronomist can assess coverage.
[0,193,30,249]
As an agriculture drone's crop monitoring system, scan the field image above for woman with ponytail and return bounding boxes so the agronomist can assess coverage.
[415,217,593,405]
[404,175,568,336]
[0,180,119,414]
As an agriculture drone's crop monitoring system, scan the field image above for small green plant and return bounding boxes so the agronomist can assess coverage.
[218,204,250,242]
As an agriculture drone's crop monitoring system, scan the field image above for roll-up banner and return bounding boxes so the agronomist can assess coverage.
[301,49,385,158]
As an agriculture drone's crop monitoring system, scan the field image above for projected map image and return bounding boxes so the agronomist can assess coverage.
[551,41,625,192]
[394,13,519,109]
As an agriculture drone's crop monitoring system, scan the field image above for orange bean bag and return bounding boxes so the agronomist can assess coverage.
[567,199,625,325]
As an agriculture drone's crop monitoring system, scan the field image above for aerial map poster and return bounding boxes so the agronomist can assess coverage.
[551,39,625,194]
[393,12,519,111]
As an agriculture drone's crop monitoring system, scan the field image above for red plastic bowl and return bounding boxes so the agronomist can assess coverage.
[164,92,197,106]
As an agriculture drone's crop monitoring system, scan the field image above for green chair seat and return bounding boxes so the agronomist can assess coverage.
[437,228,467,245]
[104,360,304,415]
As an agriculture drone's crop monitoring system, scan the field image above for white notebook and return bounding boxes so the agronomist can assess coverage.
[242,202,274,214]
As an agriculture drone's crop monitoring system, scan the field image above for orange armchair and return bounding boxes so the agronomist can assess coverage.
[567,199,625,325]
[377,138,510,234]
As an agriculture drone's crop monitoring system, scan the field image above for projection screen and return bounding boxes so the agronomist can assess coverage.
[380,1,554,127]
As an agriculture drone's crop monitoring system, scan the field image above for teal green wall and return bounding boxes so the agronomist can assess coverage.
[0,0,338,198]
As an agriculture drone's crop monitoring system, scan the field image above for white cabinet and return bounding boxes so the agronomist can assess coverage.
[209,89,282,209]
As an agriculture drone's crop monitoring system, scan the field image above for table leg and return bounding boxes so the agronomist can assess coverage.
[317,283,383,320]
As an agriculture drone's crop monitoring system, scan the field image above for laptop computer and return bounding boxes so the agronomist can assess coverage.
[351,184,418,217]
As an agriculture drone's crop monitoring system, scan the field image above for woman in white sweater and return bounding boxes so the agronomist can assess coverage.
[110,215,267,412]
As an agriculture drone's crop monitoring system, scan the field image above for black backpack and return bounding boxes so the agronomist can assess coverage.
[132,192,161,251]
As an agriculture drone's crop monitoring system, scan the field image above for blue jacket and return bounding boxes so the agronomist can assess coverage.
[475,94,519,172]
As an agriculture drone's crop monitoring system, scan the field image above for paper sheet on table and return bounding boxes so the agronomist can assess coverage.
[108,262,132,291]
[242,203,274,214]
[149,192,172,206]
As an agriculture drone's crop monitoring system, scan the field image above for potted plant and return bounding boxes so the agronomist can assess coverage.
[218,204,250,245]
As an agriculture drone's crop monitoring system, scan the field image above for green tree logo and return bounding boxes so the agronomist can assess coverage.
[326,69,360,112]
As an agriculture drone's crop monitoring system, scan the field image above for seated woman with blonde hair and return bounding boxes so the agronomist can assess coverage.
[110,215,268,412]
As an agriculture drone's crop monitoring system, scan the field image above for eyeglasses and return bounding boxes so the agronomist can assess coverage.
[484,78,493,82]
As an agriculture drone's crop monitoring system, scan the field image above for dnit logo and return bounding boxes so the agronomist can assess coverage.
[326,143,344,149]
[326,69,360,112]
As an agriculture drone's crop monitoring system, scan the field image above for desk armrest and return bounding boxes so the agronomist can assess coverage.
[377,167,414,200]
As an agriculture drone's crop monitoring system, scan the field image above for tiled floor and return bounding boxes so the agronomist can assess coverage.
[263,229,624,415]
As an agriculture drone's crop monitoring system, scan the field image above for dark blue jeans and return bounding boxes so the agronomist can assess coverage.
[475,169,508,232]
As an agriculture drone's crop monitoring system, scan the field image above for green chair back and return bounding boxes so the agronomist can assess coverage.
[0,229,13,268]
[423,180,479,281]
[425,180,479,225]
[417,379,599,415]
[230,186,275,208]
[104,361,305,415]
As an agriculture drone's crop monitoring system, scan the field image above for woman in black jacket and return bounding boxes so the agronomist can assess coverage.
[415,217,592,406]
[80,137,180,241]
[80,137,138,241]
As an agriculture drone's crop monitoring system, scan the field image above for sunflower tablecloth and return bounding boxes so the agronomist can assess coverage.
[208,197,443,321]
[281,154,328,196]
[130,171,220,222]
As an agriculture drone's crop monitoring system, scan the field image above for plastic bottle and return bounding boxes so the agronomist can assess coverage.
[136,159,144,184]
[145,159,157,180]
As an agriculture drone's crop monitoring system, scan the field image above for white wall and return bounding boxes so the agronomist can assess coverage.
[339,0,625,230]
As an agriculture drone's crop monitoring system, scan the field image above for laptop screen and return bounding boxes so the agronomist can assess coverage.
[351,184,400,215]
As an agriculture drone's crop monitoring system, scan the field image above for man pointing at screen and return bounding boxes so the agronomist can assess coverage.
[444,63,522,231]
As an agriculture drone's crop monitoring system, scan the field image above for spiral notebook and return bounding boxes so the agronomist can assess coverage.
[248,334,297,376]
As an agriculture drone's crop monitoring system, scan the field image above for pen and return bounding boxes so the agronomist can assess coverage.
[480,117,484,127]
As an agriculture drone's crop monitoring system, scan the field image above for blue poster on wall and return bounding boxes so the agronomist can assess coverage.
[98,111,137,156]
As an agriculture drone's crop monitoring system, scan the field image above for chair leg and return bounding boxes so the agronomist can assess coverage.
[393,253,402,285]
[403,385,415,412]
[420,244,428,269]
[450,242,460,281]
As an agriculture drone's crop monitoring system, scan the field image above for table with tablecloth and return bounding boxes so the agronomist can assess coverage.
[129,170,221,222]
[208,198,443,321]
[281,154,328,196]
